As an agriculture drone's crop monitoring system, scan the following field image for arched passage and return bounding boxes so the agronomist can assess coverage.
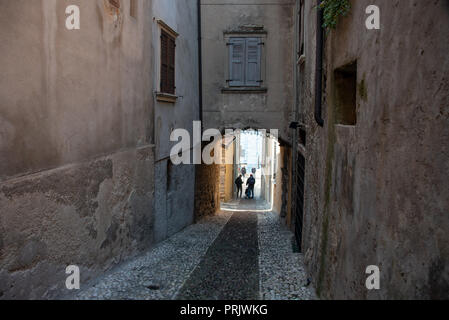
[193,127,295,231]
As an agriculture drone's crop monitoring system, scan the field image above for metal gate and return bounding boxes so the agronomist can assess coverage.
[294,152,306,252]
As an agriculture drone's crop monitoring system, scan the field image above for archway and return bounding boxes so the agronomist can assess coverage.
[194,127,293,221]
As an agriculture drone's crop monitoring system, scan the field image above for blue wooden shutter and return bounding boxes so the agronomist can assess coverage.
[229,38,245,87]
[245,38,261,87]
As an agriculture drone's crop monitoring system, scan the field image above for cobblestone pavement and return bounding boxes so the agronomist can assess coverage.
[75,212,233,300]
[177,212,259,300]
[74,202,316,300]
[221,198,271,212]
[258,211,316,300]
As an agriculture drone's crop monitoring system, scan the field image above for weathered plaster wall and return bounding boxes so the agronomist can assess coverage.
[151,0,199,242]
[154,160,196,243]
[301,0,449,299]
[201,0,295,142]
[0,147,154,299]
[0,0,156,299]
[0,0,153,180]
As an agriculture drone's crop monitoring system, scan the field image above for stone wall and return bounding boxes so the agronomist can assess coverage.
[280,146,292,226]
[219,143,235,203]
[301,0,449,299]
[219,163,234,203]
[194,164,221,221]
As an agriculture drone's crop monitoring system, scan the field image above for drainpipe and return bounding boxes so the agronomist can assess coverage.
[315,0,325,127]
[197,0,203,129]
[193,0,204,224]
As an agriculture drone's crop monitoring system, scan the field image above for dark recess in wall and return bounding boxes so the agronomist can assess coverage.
[334,61,357,126]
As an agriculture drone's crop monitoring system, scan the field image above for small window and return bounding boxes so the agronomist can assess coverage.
[334,61,357,126]
[160,30,176,95]
[130,0,137,18]
[228,38,262,87]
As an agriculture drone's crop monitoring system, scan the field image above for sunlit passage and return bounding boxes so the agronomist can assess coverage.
[217,130,281,213]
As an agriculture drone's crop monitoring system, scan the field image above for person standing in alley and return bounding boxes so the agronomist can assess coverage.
[235,175,243,199]
[247,174,256,199]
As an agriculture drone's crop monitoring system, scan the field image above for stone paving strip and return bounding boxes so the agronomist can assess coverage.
[75,212,233,300]
[258,211,317,300]
[176,212,259,300]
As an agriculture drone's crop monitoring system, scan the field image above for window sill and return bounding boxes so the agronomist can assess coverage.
[221,87,268,94]
[156,92,178,103]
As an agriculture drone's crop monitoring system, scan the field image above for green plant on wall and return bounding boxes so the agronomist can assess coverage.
[320,0,351,30]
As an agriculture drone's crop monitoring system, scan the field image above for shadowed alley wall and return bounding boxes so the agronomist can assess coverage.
[0,0,155,299]
[0,0,199,299]
[300,0,449,299]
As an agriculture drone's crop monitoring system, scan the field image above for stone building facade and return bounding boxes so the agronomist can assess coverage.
[0,0,199,299]
[200,0,296,142]
[296,0,449,299]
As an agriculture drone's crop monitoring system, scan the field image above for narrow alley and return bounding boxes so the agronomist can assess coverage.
[1,0,448,302]
[75,200,315,300]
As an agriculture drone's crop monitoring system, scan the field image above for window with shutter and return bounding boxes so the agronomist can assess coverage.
[228,37,262,87]
[160,30,176,95]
